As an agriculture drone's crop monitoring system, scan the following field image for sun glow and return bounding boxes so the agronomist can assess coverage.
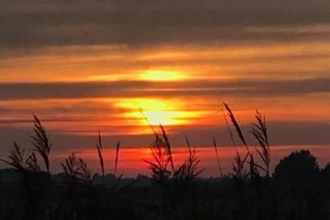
[115,98,203,128]
[139,70,186,81]
[140,111,189,126]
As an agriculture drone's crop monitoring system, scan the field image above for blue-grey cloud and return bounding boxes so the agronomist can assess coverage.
[0,77,330,100]
[0,0,330,57]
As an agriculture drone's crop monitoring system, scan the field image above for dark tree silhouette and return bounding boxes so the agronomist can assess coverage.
[321,163,330,178]
[320,163,330,197]
[273,150,320,197]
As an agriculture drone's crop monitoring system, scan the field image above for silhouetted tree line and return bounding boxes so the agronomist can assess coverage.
[1,105,330,220]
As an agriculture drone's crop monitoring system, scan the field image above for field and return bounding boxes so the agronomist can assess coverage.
[1,105,330,220]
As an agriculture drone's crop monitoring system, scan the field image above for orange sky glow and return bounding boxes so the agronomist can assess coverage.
[1,0,330,177]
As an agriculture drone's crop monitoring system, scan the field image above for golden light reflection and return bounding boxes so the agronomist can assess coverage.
[114,98,204,127]
[139,70,186,81]
[132,111,189,126]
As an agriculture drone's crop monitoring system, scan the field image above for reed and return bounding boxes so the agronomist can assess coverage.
[212,135,223,177]
[114,141,121,178]
[0,143,26,173]
[223,103,250,153]
[144,130,171,181]
[251,111,271,177]
[160,125,175,172]
[223,104,250,178]
[0,115,53,220]
[30,115,52,173]
[26,152,40,173]
[62,152,91,182]
[144,125,204,219]
[96,130,105,182]
[223,104,271,178]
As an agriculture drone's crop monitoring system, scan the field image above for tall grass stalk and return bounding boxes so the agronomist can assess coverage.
[30,115,52,173]
[251,111,271,177]
[145,125,203,218]
[212,135,223,177]
[232,153,249,180]
[114,141,120,177]
[221,108,238,153]
[222,105,249,178]
[223,103,250,154]
[141,105,176,175]
[96,130,105,182]
[223,104,271,178]
[62,153,91,182]
[1,115,53,220]
[1,142,40,173]
[184,134,203,179]
[0,143,26,173]
[185,134,204,177]
[144,129,172,181]
[26,152,40,173]
[160,125,175,172]
[184,134,191,156]
[140,108,157,135]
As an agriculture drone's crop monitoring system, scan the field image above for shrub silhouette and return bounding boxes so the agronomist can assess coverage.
[274,150,320,198]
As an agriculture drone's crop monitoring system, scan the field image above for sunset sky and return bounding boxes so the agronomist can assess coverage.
[1,0,330,177]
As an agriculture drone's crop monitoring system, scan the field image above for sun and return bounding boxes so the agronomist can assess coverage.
[115,98,200,127]
[116,99,181,126]
[141,110,189,126]
[139,70,186,81]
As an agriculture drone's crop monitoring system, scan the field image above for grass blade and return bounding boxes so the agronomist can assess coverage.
[96,130,105,183]
[212,135,223,177]
[114,141,120,177]
[223,103,250,154]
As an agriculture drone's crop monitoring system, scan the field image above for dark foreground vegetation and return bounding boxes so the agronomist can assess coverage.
[1,104,330,220]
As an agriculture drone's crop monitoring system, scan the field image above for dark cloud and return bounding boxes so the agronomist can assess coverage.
[0,0,330,56]
[0,77,330,100]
